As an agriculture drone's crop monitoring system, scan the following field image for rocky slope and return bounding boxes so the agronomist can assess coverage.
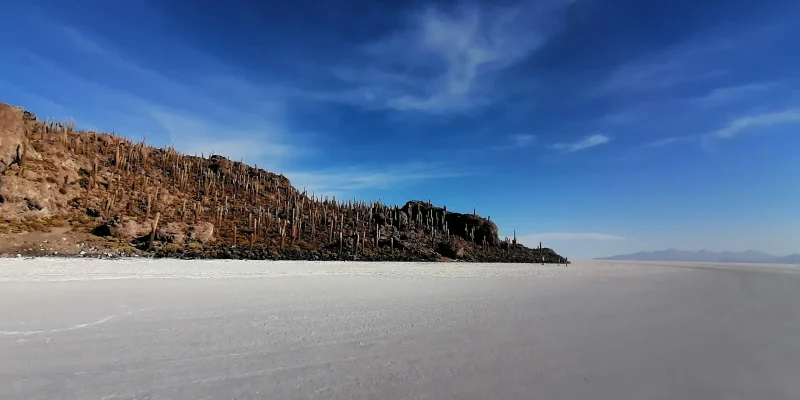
[0,102,568,263]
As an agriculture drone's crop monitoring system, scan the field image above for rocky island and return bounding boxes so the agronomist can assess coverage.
[0,102,567,263]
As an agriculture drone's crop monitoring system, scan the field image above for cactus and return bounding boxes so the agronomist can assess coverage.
[148,212,160,250]
[280,219,287,249]
[145,194,152,219]
[19,138,28,171]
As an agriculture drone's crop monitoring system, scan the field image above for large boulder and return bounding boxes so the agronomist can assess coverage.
[155,187,176,209]
[0,103,40,174]
[188,221,215,243]
[93,218,152,240]
[207,155,231,174]
[396,210,409,229]
[436,240,465,259]
[0,174,70,219]
[157,222,187,244]
[0,103,26,174]
[0,103,68,221]
[373,211,387,226]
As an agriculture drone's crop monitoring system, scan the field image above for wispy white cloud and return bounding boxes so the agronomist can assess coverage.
[310,1,576,114]
[13,20,468,195]
[617,108,800,161]
[690,83,774,108]
[642,136,696,148]
[22,21,299,169]
[0,79,73,120]
[146,108,294,169]
[592,33,735,97]
[520,233,627,241]
[59,25,110,55]
[550,134,610,153]
[598,59,689,95]
[283,163,462,198]
[594,22,789,100]
[621,108,799,158]
[55,24,257,120]
[710,109,800,139]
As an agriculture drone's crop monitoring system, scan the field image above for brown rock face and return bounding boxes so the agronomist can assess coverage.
[0,103,42,173]
[157,222,187,244]
[0,104,69,220]
[208,155,231,174]
[0,103,27,173]
[436,239,466,259]
[396,211,409,229]
[189,221,215,244]
[0,172,70,219]
[111,220,151,240]
[157,188,176,207]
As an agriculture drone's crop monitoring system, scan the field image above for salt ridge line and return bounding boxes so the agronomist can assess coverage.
[0,309,148,336]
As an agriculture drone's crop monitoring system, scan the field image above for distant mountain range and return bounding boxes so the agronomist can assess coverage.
[596,249,800,264]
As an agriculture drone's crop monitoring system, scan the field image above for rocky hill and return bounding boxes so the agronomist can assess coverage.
[0,102,568,263]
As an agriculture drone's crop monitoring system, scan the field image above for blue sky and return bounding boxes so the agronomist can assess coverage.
[2,0,799,258]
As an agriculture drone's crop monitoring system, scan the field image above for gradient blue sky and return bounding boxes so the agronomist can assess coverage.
[2,0,799,258]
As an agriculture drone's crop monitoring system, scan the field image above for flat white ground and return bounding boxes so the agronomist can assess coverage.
[2,259,800,399]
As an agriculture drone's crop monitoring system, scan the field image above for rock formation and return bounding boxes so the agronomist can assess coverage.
[0,102,568,263]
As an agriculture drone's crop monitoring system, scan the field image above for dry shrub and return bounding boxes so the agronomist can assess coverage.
[165,243,183,252]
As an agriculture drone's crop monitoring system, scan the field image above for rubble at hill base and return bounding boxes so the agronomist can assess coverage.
[0,102,568,263]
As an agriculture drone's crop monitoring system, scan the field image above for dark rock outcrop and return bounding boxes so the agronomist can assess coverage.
[401,200,499,246]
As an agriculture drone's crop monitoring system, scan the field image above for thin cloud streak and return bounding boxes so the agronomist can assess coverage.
[147,108,293,168]
[710,109,800,139]
[309,1,577,114]
[623,108,799,158]
[590,31,741,98]
[13,20,478,195]
[283,163,463,198]
[21,21,302,169]
[690,83,774,108]
[550,134,610,153]
[642,136,696,148]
